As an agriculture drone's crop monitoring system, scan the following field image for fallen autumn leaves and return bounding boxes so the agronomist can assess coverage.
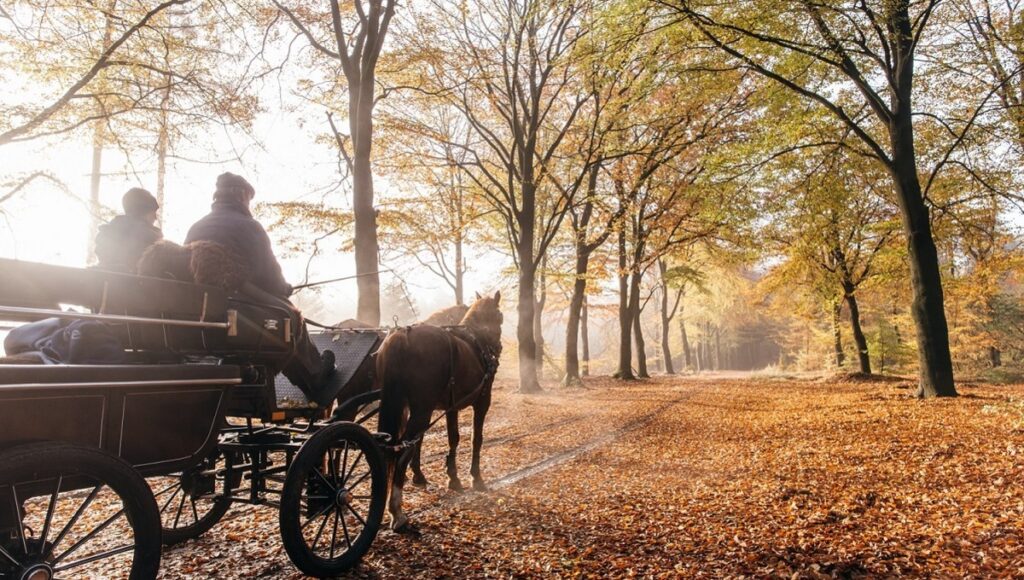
[158,375,1024,578]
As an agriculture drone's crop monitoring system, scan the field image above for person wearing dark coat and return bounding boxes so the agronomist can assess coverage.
[185,172,337,399]
[94,188,162,273]
[183,174,291,298]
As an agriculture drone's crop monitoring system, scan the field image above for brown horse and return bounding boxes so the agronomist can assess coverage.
[376,291,502,532]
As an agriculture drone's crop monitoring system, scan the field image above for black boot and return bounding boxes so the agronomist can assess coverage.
[314,350,341,404]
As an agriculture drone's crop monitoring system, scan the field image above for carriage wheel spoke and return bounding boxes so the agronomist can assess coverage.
[152,480,179,497]
[328,448,339,485]
[10,485,27,556]
[54,544,133,572]
[48,484,102,558]
[309,507,331,552]
[312,466,335,492]
[338,442,350,483]
[344,502,367,527]
[172,489,187,528]
[0,544,21,567]
[300,502,335,532]
[53,505,125,564]
[328,509,340,559]
[39,475,63,555]
[342,450,364,487]
[339,505,352,548]
[159,485,181,515]
[346,469,371,490]
[190,496,200,524]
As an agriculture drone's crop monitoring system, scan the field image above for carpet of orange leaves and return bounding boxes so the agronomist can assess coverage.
[159,375,1024,578]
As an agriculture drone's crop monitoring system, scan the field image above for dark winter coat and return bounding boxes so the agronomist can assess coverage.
[184,200,292,298]
[94,215,163,273]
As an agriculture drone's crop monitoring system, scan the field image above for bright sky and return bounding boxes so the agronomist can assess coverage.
[0,102,497,324]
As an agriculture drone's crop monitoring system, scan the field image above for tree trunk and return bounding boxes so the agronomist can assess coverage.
[888,25,956,397]
[534,262,547,380]
[845,292,871,374]
[679,317,691,371]
[565,163,600,385]
[155,85,170,229]
[890,147,955,395]
[989,346,1002,368]
[632,275,649,378]
[87,3,116,263]
[516,176,541,393]
[351,83,381,326]
[832,300,845,368]
[454,224,465,306]
[714,325,721,371]
[564,247,589,385]
[616,225,633,379]
[660,261,675,375]
[88,129,104,263]
[581,297,590,377]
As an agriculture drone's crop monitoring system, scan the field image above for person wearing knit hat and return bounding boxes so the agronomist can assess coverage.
[185,172,338,398]
[94,187,163,273]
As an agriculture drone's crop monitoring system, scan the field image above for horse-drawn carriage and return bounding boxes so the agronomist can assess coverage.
[0,258,393,579]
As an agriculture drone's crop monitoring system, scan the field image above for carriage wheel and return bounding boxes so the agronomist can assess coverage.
[0,442,161,580]
[279,422,386,577]
[150,451,231,545]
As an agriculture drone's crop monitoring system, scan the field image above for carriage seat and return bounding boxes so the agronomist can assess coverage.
[0,259,293,363]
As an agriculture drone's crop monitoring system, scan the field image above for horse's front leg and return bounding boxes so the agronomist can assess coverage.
[470,400,489,491]
[445,410,463,492]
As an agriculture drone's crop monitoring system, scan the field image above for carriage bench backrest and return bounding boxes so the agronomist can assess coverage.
[0,258,292,362]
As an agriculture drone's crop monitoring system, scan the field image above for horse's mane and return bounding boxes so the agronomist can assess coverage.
[421,304,469,326]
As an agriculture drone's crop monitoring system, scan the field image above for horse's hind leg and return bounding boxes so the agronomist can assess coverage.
[389,410,431,533]
[410,440,427,487]
[445,411,463,492]
[470,400,489,491]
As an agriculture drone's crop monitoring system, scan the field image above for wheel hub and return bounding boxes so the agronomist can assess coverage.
[334,489,353,507]
[20,563,53,580]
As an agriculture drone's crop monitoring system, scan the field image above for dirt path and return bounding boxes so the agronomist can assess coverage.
[158,376,1024,578]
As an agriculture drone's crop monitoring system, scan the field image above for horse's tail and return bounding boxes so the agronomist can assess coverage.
[375,328,409,443]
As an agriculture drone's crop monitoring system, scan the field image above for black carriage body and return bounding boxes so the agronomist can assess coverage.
[0,364,239,479]
[0,259,388,577]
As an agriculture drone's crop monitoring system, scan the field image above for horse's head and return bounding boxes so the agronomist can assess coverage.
[461,291,503,343]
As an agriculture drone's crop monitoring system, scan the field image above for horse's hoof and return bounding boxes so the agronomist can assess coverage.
[472,480,489,492]
[411,474,428,487]
[448,480,465,493]
[393,522,421,537]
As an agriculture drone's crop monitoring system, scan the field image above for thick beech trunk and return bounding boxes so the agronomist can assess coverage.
[832,301,845,368]
[890,112,955,396]
[845,292,871,374]
[631,274,649,378]
[516,178,541,393]
[616,226,633,379]
[659,260,675,375]
[564,249,588,384]
[351,86,381,326]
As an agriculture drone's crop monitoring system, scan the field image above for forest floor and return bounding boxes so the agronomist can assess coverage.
[159,373,1024,578]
